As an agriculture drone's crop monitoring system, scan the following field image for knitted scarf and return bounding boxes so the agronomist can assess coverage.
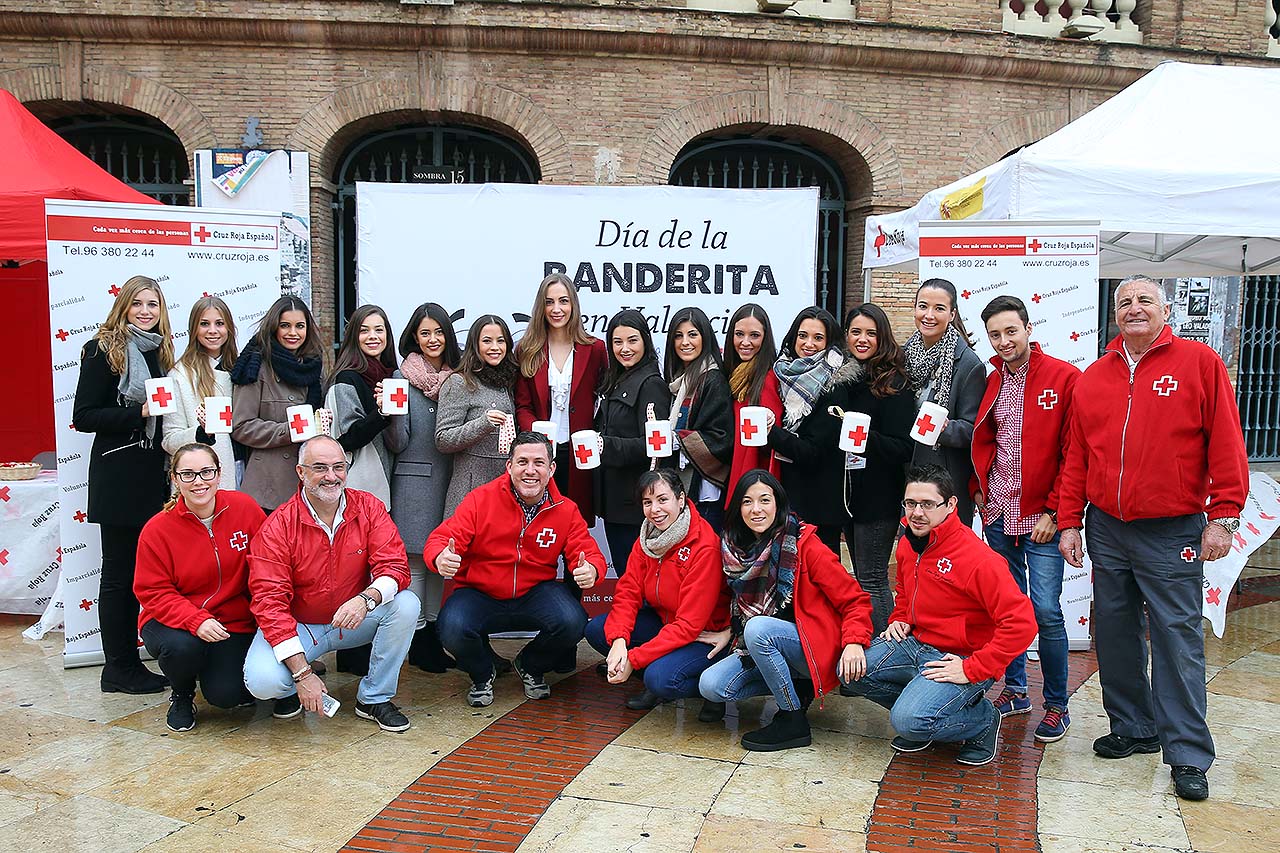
[904,325,959,407]
[230,339,324,407]
[639,503,692,560]
[118,324,163,444]
[357,353,395,391]
[669,360,714,431]
[399,352,453,401]
[728,360,755,403]
[722,512,800,638]
[773,350,843,430]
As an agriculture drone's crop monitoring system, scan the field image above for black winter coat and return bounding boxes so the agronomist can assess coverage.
[595,363,672,525]
[673,369,733,496]
[831,373,915,523]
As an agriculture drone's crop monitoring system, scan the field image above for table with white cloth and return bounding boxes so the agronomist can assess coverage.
[0,471,61,615]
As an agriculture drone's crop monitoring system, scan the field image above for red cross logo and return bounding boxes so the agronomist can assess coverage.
[961,289,972,300]
[1078,615,1089,626]
[229,531,249,552]
[915,413,938,437]
[0,486,9,502]
[218,405,233,428]
[108,284,121,296]
[390,387,408,409]
[289,413,310,436]
[847,425,868,447]
[73,510,87,523]
[1152,375,1179,396]
[202,291,212,298]
[648,429,668,453]
[0,550,8,566]
[1038,389,1058,410]
[535,527,557,548]
[1069,331,1081,342]
[1205,587,1222,606]
[874,226,887,258]
[740,420,759,442]
[574,443,593,466]
[79,599,93,611]
[1181,547,1196,562]
[193,226,212,243]
[1028,239,1043,253]
[150,385,173,408]
[55,328,70,342]
[677,546,691,562]
[936,557,952,574]
[1032,293,1042,304]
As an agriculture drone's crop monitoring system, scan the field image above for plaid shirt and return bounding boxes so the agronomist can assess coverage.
[981,360,1040,536]
[511,483,550,526]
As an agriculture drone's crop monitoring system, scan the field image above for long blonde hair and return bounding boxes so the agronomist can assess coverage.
[518,273,593,378]
[161,442,220,512]
[93,275,175,375]
[176,297,238,399]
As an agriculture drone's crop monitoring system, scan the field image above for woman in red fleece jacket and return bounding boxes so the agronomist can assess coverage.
[134,443,266,732]
[698,469,873,752]
[584,469,731,719]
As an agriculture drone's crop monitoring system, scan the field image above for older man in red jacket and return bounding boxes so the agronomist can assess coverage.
[1058,275,1248,801]
[243,435,419,733]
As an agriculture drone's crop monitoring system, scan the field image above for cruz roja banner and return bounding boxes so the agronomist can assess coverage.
[357,183,819,606]
[46,199,287,667]
[920,220,1100,649]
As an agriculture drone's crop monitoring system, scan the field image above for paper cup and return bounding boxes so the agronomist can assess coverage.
[381,378,410,415]
[144,377,176,415]
[286,404,318,443]
[531,420,557,443]
[739,406,770,447]
[644,420,673,458]
[838,411,872,454]
[204,396,233,435]
[571,429,601,470]
[911,401,948,447]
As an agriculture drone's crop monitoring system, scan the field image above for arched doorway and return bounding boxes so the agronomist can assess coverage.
[333,124,540,327]
[670,137,848,318]
[43,112,191,205]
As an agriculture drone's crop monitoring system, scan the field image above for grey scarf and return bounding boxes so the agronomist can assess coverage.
[904,325,959,408]
[118,324,163,443]
[639,503,693,560]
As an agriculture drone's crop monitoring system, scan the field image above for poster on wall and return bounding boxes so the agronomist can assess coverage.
[919,219,1101,649]
[46,199,286,667]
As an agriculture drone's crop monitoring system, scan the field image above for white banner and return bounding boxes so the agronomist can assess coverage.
[46,199,287,666]
[923,220,1101,648]
[0,471,60,615]
[1204,472,1280,639]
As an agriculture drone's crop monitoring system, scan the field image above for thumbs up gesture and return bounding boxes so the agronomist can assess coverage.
[571,550,598,590]
[437,537,462,578]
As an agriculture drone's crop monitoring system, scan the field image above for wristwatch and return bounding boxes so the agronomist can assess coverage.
[359,592,377,612]
[1210,517,1241,534]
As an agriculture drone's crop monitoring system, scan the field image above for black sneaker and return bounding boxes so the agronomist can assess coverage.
[956,702,1001,766]
[890,736,934,753]
[272,694,302,719]
[1093,733,1161,759]
[355,700,411,733]
[166,692,196,732]
[512,654,551,700]
[1172,765,1209,801]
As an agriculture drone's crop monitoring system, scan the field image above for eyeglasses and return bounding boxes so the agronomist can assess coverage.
[305,462,349,475]
[175,467,220,483]
[902,499,945,512]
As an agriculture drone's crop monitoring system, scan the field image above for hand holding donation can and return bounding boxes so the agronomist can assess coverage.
[204,396,234,434]
[910,401,948,447]
[380,378,410,415]
[286,404,318,442]
[144,377,176,416]
[738,406,770,447]
[838,411,872,454]
[644,419,673,458]
[571,429,601,469]
[531,420,557,443]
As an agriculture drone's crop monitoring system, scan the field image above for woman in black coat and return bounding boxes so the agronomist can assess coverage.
[73,275,175,694]
[595,310,672,574]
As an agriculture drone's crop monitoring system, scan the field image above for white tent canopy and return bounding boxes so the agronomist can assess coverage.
[864,62,1280,277]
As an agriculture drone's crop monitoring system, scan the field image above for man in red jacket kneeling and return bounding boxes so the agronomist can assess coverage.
[426,432,605,708]
[841,464,1037,766]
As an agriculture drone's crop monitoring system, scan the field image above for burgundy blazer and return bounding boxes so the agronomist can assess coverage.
[514,337,607,523]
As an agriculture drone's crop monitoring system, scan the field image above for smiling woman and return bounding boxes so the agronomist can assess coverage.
[162,297,239,491]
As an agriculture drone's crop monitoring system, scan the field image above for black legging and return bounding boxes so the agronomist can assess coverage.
[98,524,146,671]
[140,620,254,707]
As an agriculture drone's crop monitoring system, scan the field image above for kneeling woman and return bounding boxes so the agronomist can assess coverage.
[585,469,730,720]
[699,470,873,751]
[134,443,267,732]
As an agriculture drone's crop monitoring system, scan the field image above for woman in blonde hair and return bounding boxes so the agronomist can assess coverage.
[162,297,238,490]
[73,274,175,694]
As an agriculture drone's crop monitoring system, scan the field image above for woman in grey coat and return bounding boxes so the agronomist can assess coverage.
[436,314,518,518]
[384,302,461,672]
[904,278,987,526]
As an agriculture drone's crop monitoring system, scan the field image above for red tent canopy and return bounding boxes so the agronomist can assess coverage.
[0,88,159,261]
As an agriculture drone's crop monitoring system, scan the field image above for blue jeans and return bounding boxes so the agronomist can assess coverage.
[585,607,724,699]
[243,590,420,705]
[843,635,994,743]
[984,523,1069,708]
[698,616,810,711]
[437,581,587,683]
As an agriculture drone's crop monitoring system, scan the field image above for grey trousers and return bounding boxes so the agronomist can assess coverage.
[1087,506,1214,771]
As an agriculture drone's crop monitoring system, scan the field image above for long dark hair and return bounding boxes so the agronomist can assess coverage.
[778,307,839,359]
[724,469,790,552]
[328,304,397,389]
[398,302,462,368]
[916,278,975,345]
[663,307,722,399]
[722,303,777,404]
[457,314,517,391]
[599,309,658,395]
[253,296,324,370]
[844,302,907,399]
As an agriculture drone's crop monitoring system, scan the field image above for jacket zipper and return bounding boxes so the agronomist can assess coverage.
[1113,338,1169,522]
[512,492,564,597]
[192,505,228,611]
[792,577,826,705]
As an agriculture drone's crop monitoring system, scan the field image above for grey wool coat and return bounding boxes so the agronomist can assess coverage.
[382,370,453,555]
[232,369,308,511]
[434,373,513,518]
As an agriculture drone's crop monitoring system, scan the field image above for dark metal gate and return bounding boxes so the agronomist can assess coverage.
[54,117,191,205]
[333,125,539,328]
[669,138,848,319]
[1239,275,1280,461]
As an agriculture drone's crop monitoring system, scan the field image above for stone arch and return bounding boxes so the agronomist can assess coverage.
[961,108,1070,175]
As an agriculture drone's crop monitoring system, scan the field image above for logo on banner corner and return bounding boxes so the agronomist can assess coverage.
[873,225,906,258]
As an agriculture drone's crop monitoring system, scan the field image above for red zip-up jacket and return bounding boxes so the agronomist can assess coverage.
[248,488,410,650]
[424,475,605,599]
[604,503,730,670]
[889,511,1037,683]
[135,490,266,634]
[971,343,1080,519]
[1057,326,1248,528]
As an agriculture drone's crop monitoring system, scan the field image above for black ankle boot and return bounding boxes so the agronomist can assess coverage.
[741,708,812,752]
[408,623,455,673]
[794,678,815,712]
[336,643,371,676]
[625,689,664,711]
[101,664,169,695]
[697,699,726,723]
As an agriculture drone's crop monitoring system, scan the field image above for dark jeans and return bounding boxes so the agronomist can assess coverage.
[603,522,640,577]
[584,607,724,699]
[140,619,253,707]
[99,524,146,671]
[696,500,725,535]
[844,518,899,637]
[437,581,588,683]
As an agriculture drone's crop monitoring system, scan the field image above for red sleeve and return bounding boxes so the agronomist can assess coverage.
[1056,387,1089,529]
[1202,352,1249,520]
[1044,366,1079,515]
[247,515,299,649]
[628,539,726,670]
[514,370,536,432]
[364,497,410,592]
[887,536,915,626]
[801,534,873,648]
[960,552,1038,683]
[424,491,478,573]
[561,508,606,588]
[603,548,646,645]
[134,517,210,634]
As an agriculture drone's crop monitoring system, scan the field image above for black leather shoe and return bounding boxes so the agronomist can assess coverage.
[625,689,664,711]
[1093,733,1161,759]
[101,665,169,695]
[1172,766,1209,800]
[697,700,726,723]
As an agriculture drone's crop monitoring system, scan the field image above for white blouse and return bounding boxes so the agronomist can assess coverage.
[548,349,573,444]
